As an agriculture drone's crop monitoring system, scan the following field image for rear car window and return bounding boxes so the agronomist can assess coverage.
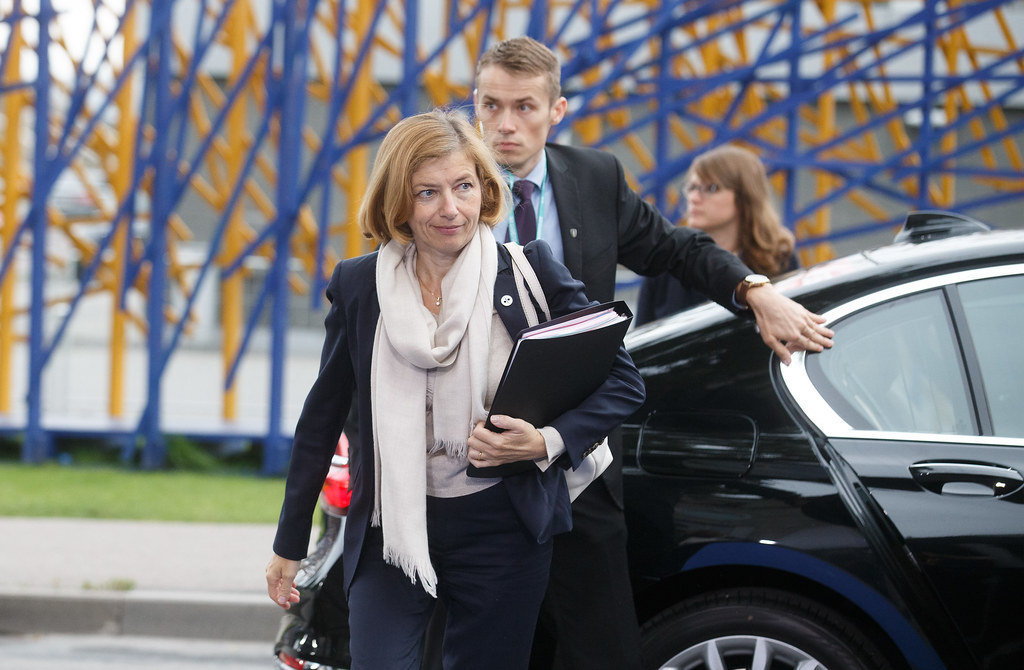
[807,291,975,435]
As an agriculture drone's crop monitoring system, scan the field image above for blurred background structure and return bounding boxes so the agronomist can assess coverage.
[2,0,1023,472]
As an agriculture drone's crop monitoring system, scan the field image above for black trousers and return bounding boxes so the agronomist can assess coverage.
[348,482,552,670]
[529,477,643,670]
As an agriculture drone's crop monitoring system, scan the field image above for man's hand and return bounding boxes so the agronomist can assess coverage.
[745,286,834,365]
[468,415,547,468]
[266,554,301,610]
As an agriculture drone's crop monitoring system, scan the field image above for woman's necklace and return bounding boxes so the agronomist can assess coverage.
[417,275,442,307]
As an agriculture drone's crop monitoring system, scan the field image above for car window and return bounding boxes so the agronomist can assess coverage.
[807,291,975,434]
[957,274,1024,438]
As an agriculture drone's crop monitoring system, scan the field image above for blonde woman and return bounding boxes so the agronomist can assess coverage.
[265,108,645,670]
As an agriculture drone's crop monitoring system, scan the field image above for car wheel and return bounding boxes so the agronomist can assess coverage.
[640,587,895,670]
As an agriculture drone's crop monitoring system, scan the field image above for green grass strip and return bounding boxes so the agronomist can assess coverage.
[0,463,287,524]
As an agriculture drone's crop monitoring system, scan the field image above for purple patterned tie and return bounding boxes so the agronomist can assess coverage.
[511,179,537,243]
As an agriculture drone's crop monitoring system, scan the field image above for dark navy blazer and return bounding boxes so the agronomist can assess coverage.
[273,240,646,593]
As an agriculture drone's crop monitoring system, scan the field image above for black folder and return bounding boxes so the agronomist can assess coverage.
[468,301,633,477]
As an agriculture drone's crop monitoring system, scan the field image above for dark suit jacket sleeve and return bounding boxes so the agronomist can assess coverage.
[273,260,356,561]
[608,153,750,307]
[522,241,646,471]
[548,144,749,309]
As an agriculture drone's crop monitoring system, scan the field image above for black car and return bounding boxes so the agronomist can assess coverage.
[623,211,1024,670]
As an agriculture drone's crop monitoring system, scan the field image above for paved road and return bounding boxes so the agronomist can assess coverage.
[0,634,274,669]
[0,517,292,641]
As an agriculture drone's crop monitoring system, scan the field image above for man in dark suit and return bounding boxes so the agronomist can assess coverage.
[473,36,834,669]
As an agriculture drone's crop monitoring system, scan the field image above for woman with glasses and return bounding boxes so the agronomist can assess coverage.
[636,144,799,326]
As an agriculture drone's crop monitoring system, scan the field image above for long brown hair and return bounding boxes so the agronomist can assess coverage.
[689,145,796,276]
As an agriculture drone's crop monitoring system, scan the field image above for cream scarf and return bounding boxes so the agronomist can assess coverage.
[370,224,497,596]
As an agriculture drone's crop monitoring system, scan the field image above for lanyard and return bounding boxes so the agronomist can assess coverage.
[506,174,546,245]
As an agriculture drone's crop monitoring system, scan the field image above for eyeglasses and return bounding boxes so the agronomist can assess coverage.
[684,182,724,196]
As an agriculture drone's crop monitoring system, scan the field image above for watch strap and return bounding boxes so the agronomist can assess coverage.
[736,275,770,308]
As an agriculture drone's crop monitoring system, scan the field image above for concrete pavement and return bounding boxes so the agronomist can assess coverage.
[0,517,291,642]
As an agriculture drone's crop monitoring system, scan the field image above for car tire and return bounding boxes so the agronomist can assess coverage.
[640,587,895,670]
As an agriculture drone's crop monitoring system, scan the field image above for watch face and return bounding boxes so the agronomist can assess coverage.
[745,274,771,285]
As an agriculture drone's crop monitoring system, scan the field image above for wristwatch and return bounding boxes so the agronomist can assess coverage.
[736,273,771,308]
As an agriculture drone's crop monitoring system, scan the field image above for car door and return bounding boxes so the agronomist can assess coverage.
[782,266,1024,669]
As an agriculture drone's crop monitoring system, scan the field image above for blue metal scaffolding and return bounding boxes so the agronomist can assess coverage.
[1,0,1022,472]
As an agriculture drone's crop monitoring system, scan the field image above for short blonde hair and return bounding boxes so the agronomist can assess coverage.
[359,109,509,245]
[477,36,562,105]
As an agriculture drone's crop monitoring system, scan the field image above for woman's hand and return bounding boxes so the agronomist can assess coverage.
[468,415,547,468]
[266,554,302,610]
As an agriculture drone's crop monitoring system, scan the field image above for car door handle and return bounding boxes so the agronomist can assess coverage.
[909,462,1024,497]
